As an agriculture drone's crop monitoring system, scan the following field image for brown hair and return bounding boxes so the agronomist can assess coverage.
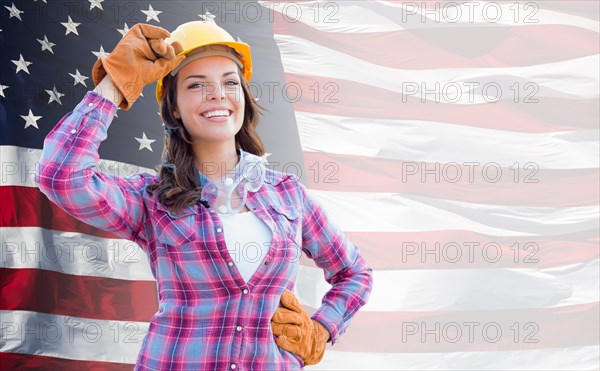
[146,69,266,215]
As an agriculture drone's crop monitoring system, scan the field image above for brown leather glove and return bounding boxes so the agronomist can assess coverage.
[92,23,185,110]
[271,289,331,365]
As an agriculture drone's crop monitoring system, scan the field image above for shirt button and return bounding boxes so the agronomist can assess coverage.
[224,177,234,186]
[228,261,234,267]
[216,228,222,233]
[242,289,248,294]
[264,261,269,266]
[88,102,94,107]
[70,129,76,134]
[236,325,242,332]
[230,364,237,369]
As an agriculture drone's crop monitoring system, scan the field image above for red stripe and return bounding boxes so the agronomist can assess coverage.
[273,12,599,69]
[284,73,598,132]
[302,229,599,270]
[0,353,133,371]
[310,302,600,352]
[302,152,600,207]
[0,268,157,322]
[0,186,118,239]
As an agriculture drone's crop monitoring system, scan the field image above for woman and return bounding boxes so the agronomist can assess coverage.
[36,21,373,370]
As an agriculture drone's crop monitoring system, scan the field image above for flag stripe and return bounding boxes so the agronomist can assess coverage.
[272,14,600,69]
[262,0,600,33]
[0,310,147,364]
[314,345,600,371]
[0,353,133,371]
[0,268,157,322]
[298,262,600,311]
[294,111,599,169]
[302,152,600,207]
[275,34,599,101]
[283,74,599,133]
[343,230,600,270]
[312,190,598,235]
[0,186,118,239]
[1,226,153,280]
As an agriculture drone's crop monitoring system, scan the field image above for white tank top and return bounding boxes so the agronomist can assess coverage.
[218,211,272,283]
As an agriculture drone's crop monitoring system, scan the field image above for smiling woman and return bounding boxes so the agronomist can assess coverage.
[35,20,373,371]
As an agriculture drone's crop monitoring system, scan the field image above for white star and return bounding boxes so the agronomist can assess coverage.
[92,45,110,59]
[5,3,23,21]
[37,35,56,54]
[141,4,162,22]
[135,132,156,151]
[21,109,42,129]
[198,11,216,23]
[61,15,81,36]
[117,23,130,37]
[45,85,65,105]
[12,54,32,74]
[89,0,103,10]
[34,0,48,3]
[0,84,8,98]
[69,69,89,87]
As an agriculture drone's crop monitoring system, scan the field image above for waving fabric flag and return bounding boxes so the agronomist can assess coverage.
[1,0,599,370]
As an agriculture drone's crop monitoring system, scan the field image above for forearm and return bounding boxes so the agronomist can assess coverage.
[93,74,124,108]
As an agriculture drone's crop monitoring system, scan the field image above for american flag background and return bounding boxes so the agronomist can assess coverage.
[1,0,599,369]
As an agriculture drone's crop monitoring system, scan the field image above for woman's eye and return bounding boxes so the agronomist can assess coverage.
[225,80,239,86]
[188,82,204,89]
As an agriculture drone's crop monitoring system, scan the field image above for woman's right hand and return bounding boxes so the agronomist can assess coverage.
[91,23,185,110]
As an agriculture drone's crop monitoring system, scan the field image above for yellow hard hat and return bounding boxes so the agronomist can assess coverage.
[155,21,252,103]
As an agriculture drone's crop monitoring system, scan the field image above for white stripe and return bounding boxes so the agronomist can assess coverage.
[0,227,154,281]
[296,260,600,311]
[259,0,600,33]
[0,145,155,188]
[274,34,599,101]
[295,111,599,168]
[308,346,600,370]
[310,190,599,235]
[0,310,147,364]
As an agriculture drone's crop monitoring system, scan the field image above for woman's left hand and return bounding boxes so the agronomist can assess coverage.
[271,289,330,365]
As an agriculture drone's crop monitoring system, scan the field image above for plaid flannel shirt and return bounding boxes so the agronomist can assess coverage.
[36,91,373,370]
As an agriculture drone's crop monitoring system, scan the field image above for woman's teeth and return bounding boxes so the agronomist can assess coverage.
[202,110,230,118]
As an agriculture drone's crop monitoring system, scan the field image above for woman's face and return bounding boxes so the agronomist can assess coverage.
[174,56,245,146]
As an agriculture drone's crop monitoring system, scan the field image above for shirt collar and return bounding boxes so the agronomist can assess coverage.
[197,148,266,192]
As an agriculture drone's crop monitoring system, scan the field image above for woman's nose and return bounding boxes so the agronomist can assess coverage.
[206,82,225,101]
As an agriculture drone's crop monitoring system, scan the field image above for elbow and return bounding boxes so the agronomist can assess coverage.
[35,160,84,204]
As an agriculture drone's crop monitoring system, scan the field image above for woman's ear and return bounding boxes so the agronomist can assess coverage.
[173,110,180,119]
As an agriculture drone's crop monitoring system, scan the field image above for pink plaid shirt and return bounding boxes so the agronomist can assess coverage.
[36,91,373,370]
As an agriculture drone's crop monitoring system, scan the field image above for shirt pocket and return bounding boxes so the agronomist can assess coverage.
[269,204,300,241]
[155,203,197,247]
[269,204,302,265]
